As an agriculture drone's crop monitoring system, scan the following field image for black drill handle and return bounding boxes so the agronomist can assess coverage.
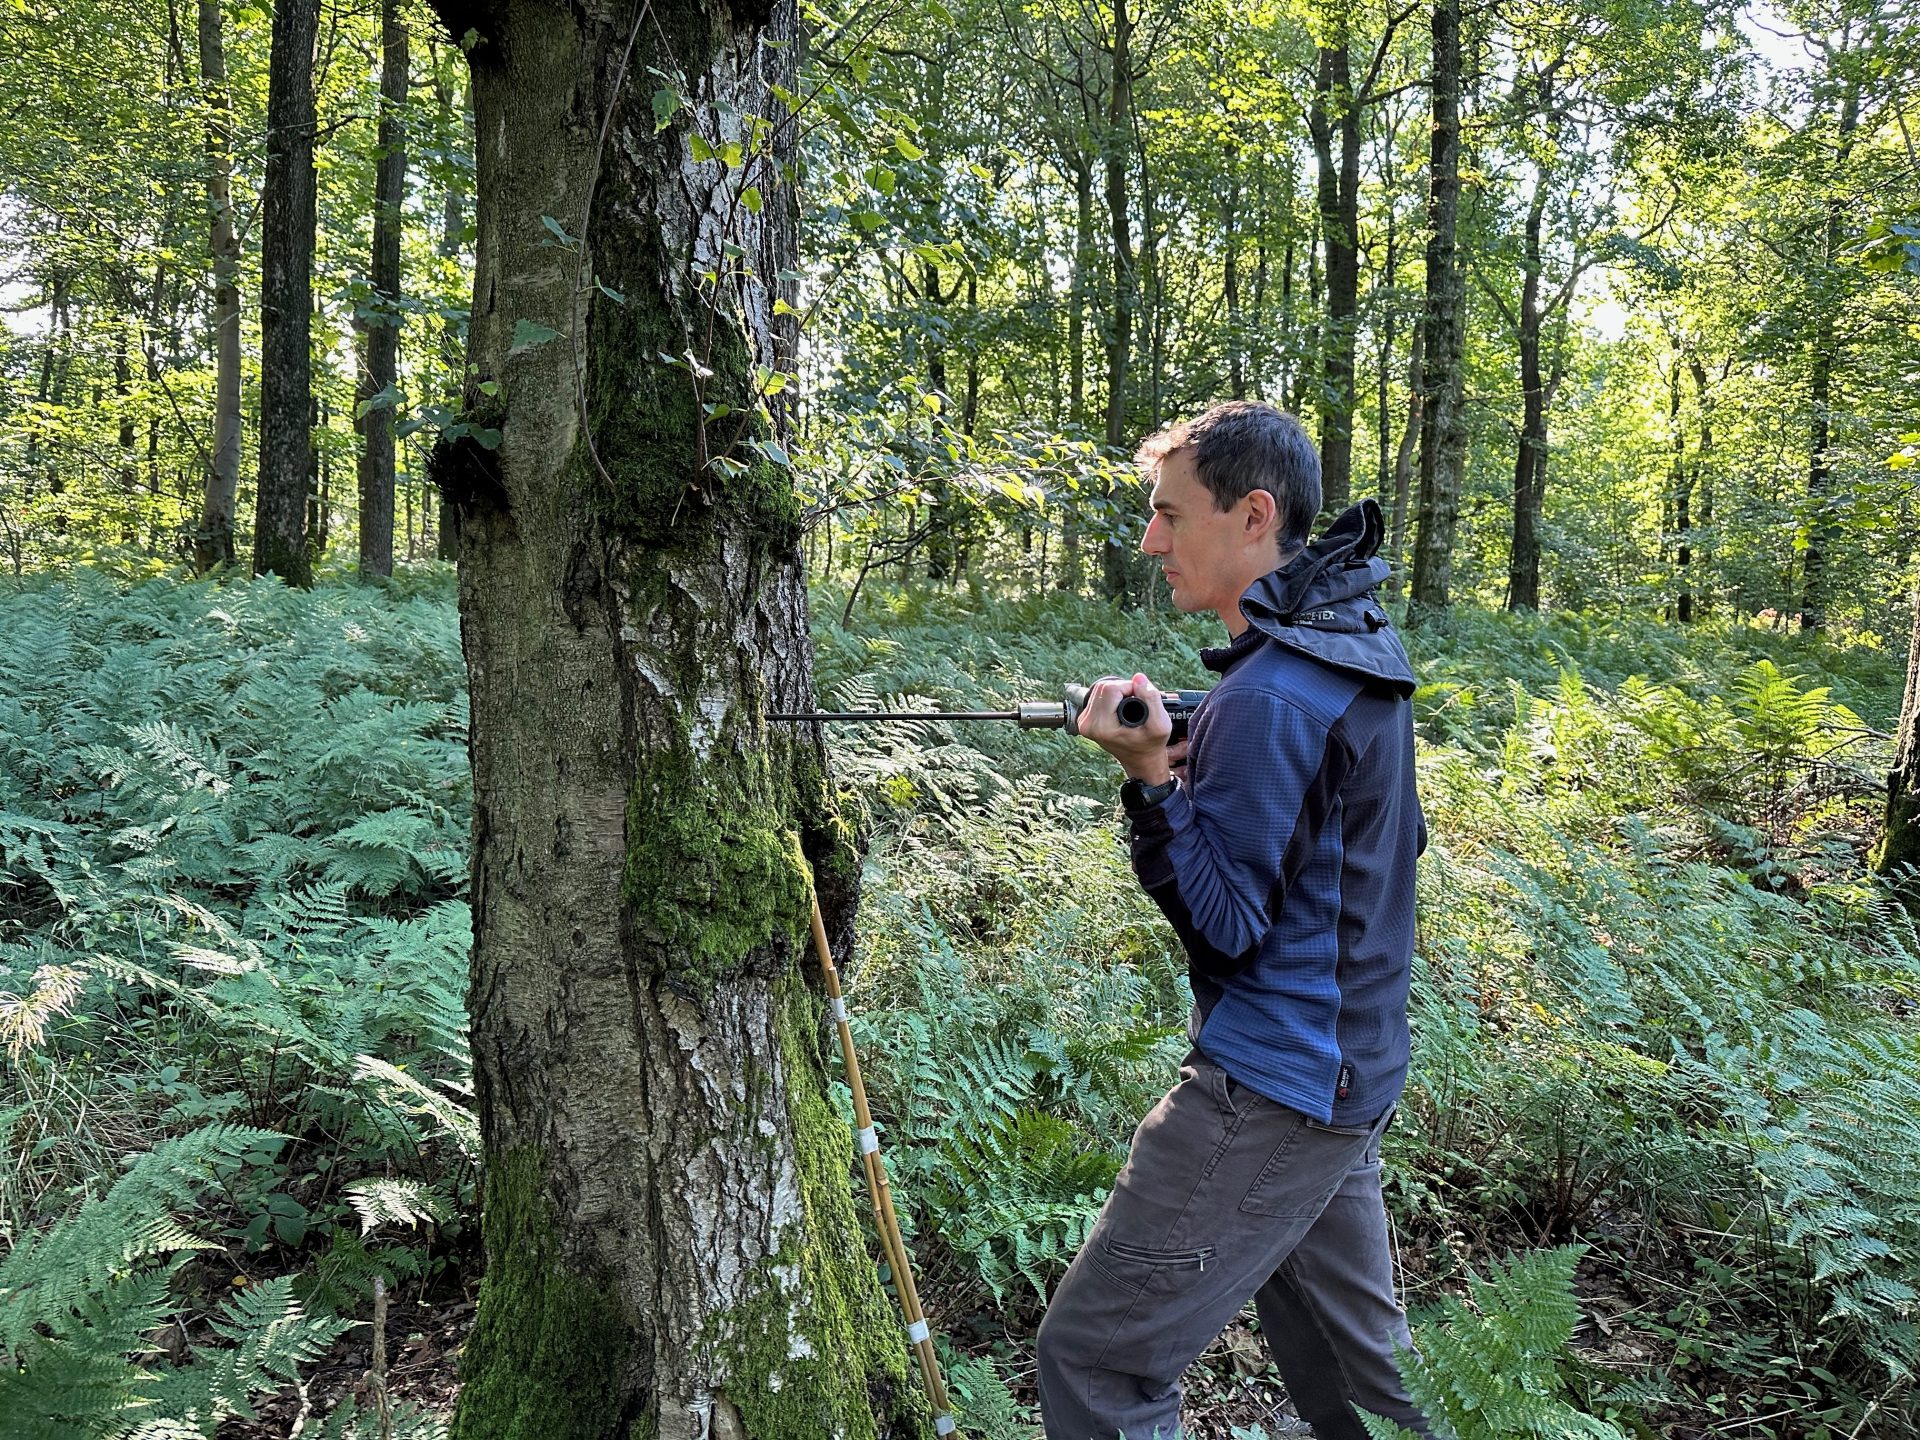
[1062,680,1206,743]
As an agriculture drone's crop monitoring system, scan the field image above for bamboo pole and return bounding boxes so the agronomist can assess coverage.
[807,889,959,1437]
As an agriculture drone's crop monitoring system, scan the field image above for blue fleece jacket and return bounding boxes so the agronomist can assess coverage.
[1126,500,1425,1126]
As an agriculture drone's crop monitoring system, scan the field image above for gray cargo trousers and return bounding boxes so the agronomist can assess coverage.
[1036,1054,1434,1440]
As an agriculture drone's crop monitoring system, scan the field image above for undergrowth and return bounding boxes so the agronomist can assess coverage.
[0,571,467,1437]
[2,569,1914,1438]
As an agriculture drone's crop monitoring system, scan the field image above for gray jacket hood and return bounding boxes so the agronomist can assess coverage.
[1235,499,1416,696]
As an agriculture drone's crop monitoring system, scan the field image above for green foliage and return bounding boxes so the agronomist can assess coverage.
[5,569,1917,1438]
[0,572,472,1431]
[1359,1248,1627,1440]
[0,1122,353,1438]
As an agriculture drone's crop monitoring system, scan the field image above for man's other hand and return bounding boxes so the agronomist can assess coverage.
[1078,673,1175,784]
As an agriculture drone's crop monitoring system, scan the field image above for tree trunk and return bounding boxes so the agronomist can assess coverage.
[434,52,468,564]
[1387,324,1422,596]
[1376,203,1397,500]
[1223,156,1245,400]
[195,0,245,572]
[1102,0,1134,453]
[426,1,920,1435]
[358,0,408,580]
[1875,578,1920,898]
[1407,0,1465,624]
[1667,359,1693,622]
[1799,76,1860,633]
[1507,175,1549,612]
[1308,25,1359,510]
[1099,0,1137,601]
[252,0,320,584]
[1687,354,1715,616]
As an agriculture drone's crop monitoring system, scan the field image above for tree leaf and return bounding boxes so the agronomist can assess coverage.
[509,319,562,355]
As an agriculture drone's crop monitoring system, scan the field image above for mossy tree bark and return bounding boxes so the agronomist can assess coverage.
[426,2,922,1436]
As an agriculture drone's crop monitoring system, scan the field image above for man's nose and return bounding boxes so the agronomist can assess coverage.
[1141,516,1166,554]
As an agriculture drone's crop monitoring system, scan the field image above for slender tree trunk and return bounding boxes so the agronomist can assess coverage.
[115,332,138,499]
[1376,203,1397,499]
[425,1,918,1434]
[433,55,468,565]
[1102,0,1134,455]
[1279,232,1296,406]
[358,0,408,580]
[1875,577,1920,898]
[1099,0,1139,602]
[1800,77,1860,633]
[1507,175,1549,612]
[1688,355,1715,615]
[962,272,980,435]
[1408,0,1466,624]
[1224,155,1246,399]
[252,0,320,584]
[26,277,72,502]
[1308,24,1359,510]
[1665,359,1693,622]
[1388,324,1422,595]
[195,0,245,571]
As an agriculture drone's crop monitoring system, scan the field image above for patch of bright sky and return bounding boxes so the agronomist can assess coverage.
[1582,0,1808,340]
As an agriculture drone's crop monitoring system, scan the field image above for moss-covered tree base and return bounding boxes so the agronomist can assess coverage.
[454,1150,639,1440]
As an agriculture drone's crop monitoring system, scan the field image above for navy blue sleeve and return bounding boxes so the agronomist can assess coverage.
[1127,688,1343,978]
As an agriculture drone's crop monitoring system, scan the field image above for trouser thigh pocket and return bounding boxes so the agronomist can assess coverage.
[1085,1232,1240,1382]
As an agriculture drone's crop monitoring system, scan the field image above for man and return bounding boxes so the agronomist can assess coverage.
[1037,401,1433,1440]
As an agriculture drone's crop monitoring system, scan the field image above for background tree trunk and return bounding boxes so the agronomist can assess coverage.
[1799,75,1860,633]
[1309,24,1359,510]
[252,0,319,584]
[1408,0,1466,623]
[194,0,244,572]
[1507,175,1549,612]
[1875,578,1920,898]
[428,0,921,1435]
[357,0,408,581]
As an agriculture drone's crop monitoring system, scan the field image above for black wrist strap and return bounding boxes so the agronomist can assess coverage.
[1121,776,1179,814]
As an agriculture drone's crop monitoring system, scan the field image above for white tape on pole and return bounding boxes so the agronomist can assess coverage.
[857,1125,879,1154]
[906,1319,930,1344]
[830,997,849,1023]
[935,1414,957,1435]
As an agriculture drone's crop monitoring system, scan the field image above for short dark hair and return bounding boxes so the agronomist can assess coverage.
[1135,401,1321,548]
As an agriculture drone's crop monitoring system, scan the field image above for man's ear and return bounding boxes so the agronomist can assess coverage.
[1243,488,1280,541]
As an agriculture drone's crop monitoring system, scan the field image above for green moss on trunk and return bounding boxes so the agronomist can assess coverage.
[583,211,799,556]
[623,728,811,992]
[706,978,926,1439]
[453,1149,638,1440]
[1873,776,1920,909]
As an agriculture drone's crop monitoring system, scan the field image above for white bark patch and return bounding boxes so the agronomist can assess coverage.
[687,691,729,751]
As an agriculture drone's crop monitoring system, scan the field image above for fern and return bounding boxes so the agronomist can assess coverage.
[1360,1247,1628,1440]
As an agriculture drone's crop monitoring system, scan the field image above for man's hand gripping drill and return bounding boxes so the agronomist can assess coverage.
[1076,673,1189,785]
